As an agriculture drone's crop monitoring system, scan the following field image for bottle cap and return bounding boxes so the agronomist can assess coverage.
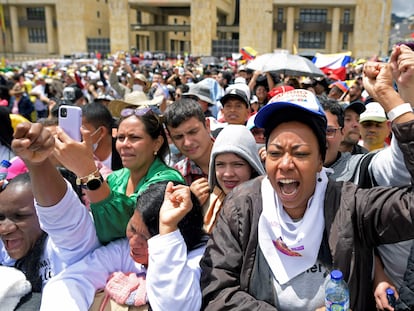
[0,160,11,168]
[330,270,343,281]
[386,288,395,295]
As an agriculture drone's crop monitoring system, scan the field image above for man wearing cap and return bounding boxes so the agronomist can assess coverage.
[220,84,250,126]
[345,80,364,103]
[327,81,348,100]
[62,84,87,106]
[182,83,214,118]
[359,102,391,152]
[339,100,368,154]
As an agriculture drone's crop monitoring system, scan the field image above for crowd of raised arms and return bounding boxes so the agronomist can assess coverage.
[1,44,414,311]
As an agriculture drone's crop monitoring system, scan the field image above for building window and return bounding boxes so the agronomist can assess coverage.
[98,28,101,36]
[87,37,110,55]
[28,28,47,43]
[343,9,350,23]
[27,7,47,43]
[299,9,327,23]
[298,9,327,49]
[277,8,284,22]
[27,7,45,20]
[136,11,142,24]
[277,32,283,48]
[342,32,349,50]
[97,11,100,18]
[298,32,325,49]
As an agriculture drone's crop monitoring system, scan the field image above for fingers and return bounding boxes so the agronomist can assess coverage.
[12,123,55,163]
[164,181,174,199]
[363,61,383,79]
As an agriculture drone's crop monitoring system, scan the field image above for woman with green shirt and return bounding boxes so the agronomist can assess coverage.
[55,105,184,244]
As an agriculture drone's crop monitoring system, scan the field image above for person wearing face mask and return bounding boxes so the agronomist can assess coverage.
[81,102,123,179]
[110,59,151,99]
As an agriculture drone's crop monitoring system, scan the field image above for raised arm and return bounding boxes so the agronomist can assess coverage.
[147,182,204,311]
[12,122,67,206]
[363,60,414,185]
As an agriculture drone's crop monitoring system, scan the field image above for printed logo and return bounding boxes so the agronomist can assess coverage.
[273,237,303,257]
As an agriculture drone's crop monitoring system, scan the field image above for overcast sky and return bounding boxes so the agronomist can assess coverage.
[392,0,414,17]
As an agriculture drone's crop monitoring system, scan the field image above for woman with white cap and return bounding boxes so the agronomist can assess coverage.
[200,62,414,310]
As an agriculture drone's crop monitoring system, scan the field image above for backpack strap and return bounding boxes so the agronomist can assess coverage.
[350,152,379,188]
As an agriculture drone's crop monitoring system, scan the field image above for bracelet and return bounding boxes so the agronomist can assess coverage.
[387,103,413,122]
[76,168,99,186]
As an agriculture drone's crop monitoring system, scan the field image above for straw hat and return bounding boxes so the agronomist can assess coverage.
[108,91,164,117]
[133,73,151,93]
[9,83,25,96]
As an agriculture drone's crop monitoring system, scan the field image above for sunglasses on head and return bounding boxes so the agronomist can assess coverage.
[120,107,153,118]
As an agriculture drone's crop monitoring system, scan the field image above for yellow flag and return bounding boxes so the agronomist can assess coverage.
[1,57,5,69]
[292,44,298,55]
[0,5,5,31]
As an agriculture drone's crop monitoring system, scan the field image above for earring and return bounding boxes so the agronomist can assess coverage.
[154,150,158,156]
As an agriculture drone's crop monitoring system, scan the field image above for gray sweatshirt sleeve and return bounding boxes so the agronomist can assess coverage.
[370,136,411,187]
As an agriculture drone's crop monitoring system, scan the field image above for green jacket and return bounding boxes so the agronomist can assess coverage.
[90,158,184,244]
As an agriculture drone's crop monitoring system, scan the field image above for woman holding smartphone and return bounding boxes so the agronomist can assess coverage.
[54,102,184,244]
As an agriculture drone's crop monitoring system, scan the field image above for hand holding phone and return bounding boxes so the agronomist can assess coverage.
[58,105,82,141]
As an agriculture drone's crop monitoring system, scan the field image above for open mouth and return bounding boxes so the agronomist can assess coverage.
[4,238,22,253]
[278,179,299,196]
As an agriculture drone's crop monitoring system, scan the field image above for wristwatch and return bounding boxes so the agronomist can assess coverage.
[76,171,104,191]
[83,174,104,191]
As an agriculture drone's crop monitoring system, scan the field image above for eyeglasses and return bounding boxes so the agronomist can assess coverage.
[326,127,341,138]
[120,107,152,118]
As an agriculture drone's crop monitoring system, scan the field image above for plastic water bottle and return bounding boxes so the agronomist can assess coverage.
[325,269,350,311]
[386,288,396,308]
[0,159,11,181]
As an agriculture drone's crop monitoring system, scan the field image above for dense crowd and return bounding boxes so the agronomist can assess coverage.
[1,44,414,311]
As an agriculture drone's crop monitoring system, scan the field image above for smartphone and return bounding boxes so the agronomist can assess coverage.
[58,105,82,141]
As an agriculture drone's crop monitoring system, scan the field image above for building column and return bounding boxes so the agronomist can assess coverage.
[285,7,295,54]
[191,0,216,56]
[45,5,55,54]
[154,14,167,52]
[108,0,130,53]
[239,0,273,54]
[9,5,20,53]
[331,7,341,52]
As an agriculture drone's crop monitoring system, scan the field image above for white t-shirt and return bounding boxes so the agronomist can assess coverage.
[274,260,330,311]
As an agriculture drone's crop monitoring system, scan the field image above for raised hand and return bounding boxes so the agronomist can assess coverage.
[159,182,193,235]
[12,122,55,165]
[189,177,210,206]
[53,126,97,177]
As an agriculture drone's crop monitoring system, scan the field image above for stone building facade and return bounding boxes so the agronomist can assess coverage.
[0,0,392,60]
